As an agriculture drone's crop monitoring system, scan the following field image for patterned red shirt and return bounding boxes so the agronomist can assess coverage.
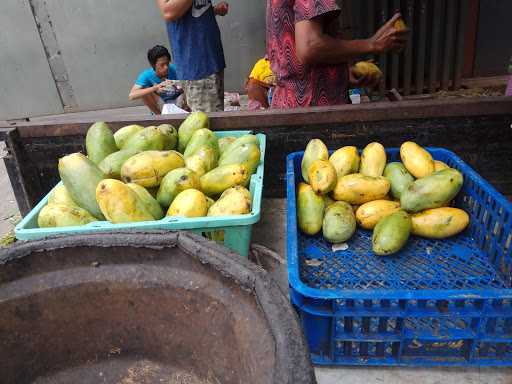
[266,0,349,109]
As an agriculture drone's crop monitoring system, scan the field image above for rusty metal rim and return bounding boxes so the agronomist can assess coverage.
[0,231,317,384]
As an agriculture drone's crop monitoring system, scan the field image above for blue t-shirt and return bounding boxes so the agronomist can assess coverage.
[135,65,179,103]
[167,0,225,80]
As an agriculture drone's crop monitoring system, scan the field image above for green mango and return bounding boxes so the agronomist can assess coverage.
[123,126,167,151]
[301,139,328,183]
[372,210,412,255]
[297,182,325,235]
[58,153,106,220]
[157,167,201,207]
[219,143,261,176]
[85,122,118,164]
[178,111,209,153]
[48,185,79,208]
[218,137,237,154]
[126,183,164,220]
[384,162,415,199]
[183,128,219,159]
[322,201,356,243]
[200,164,250,197]
[114,125,143,149]
[400,169,463,213]
[223,134,259,155]
[158,124,178,150]
[184,146,218,176]
[98,148,141,179]
[38,204,97,228]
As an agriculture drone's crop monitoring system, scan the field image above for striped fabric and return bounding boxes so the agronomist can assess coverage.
[266,0,349,109]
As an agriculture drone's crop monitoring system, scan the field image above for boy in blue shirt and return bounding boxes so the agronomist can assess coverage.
[156,1,228,112]
[129,45,186,114]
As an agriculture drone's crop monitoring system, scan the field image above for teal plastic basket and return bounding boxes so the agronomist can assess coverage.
[15,131,265,257]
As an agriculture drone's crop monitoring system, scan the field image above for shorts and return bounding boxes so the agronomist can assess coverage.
[182,71,224,112]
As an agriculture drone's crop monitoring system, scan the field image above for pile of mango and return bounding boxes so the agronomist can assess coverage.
[297,139,470,255]
[38,112,260,228]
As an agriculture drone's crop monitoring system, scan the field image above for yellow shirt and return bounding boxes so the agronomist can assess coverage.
[249,58,274,84]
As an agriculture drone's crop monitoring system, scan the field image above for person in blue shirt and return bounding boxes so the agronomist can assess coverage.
[129,45,185,114]
[156,0,228,112]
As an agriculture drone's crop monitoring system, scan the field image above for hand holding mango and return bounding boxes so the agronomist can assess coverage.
[369,13,409,54]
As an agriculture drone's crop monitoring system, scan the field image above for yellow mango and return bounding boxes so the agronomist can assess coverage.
[297,183,325,235]
[308,159,337,195]
[329,146,360,178]
[400,141,435,178]
[411,207,469,239]
[394,17,407,31]
[126,183,164,220]
[360,142,387,177]
[200,164,250,197]
[184,146,218,176]
[352,61,383,82]
[434,160,450,172]
[121,150,185,188]
[96,179,154,223]
[332,173,390,205]
[48,185,79,208]
[208,186,252,216]
[356,200,401,230]
[219,185,252,202]
[38,204,97,228]
[301,139,328,183]
[167,189,208,218]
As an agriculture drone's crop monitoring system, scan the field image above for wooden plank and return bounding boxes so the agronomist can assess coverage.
[8,97,512,139]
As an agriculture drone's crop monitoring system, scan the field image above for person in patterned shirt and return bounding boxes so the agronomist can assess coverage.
[267,0,409,109]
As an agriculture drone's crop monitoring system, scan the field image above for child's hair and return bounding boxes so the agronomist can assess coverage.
[147,45,171,68]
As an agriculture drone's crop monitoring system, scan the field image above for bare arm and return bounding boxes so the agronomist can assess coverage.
[156,0,193,22]
[128,84,159,101]
[295,13,408,66]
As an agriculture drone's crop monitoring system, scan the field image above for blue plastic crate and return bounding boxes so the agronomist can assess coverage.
[15,131,265,257]
[287,148,512,366]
